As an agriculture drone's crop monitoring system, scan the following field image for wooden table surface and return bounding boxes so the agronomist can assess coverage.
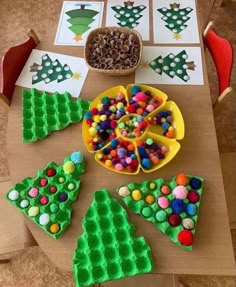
[7,0,236,276]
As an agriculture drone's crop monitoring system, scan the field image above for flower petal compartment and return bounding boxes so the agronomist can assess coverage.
[82,84,184,175]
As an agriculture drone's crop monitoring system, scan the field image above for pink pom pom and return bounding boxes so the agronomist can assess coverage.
[173,185,188,200]
[158,196,169,209]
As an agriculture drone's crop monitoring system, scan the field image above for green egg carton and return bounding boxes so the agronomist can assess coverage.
[116,173,204,251]
[5,151,86,239]
[22,88,91,142]
[73,189,154,287]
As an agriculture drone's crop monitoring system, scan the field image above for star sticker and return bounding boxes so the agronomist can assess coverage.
[173,33,181,40]
[73,34,82,42]
[72,72,82,80]
[139,61,149,69]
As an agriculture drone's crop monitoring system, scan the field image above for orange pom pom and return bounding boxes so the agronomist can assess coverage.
[166,131,175,138]
[176,173,189,186]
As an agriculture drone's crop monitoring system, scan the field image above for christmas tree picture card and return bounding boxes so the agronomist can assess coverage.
[16,49,89,98]
[153,0,200,44]
[106,0,150,41]
[135,46,204,85]
[54,1,104,46]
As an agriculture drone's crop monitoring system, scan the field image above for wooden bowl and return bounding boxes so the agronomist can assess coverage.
[84,27,143,76]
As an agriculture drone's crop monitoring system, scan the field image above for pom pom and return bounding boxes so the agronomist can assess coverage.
[141,206,152,218]
[178,230,194,246]
[186,203,197,216]
[155,210,167,222]
[173,185,188,200]
[118,186,130,197]
[171,199,185,214]
[158,197,169,209]
[46,168,56,177]
[187,190,200,203]
[182,218,194,229]
[131,85,141,95]
[190,178,202,189]
[63,161,75,174]
[176,173,189,186]
[168,214,181,226]
[71,151,84,164]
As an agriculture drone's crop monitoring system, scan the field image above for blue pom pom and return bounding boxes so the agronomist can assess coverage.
[102,148,110,155]
[131,85,141,95]
[138,146,148,158]
[171,199,185,214]
[190,178,202,189]
[84,111,92,120]
[71,151,84,164]
[186,203,197,216]
[141,158,152,169]
[111,139,118,148]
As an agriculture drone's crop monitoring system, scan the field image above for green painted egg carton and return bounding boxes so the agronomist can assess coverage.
[117,173,204,251]
[73,189,154,287]
[5,151,86,239]
[22,88,91,142]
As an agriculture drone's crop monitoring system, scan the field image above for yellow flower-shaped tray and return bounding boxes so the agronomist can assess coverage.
[82,84,184,175]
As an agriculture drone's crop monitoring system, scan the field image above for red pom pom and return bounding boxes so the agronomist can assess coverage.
[127,105,136,113]
[187,190,200,203]
[49,186,57,193]
[178,230,194,246]
[46,168,56,177]
[131,159,139,167]
[168,214,181,226]
[110,120,117,129]
[91,108,98,115]
[86,119,93,126]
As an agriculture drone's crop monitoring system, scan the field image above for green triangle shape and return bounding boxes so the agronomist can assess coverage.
[5,151,86,239]
[116,173,204,251]
[22,88,91,142]
[73,189,154,287]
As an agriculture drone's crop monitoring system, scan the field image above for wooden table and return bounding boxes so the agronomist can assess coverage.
[7,0,236,276]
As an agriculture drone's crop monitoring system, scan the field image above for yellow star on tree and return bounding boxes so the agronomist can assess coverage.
[72,72,82,80]
[73,34,83,42]
[173,33,181,40]
[140,61,149,69]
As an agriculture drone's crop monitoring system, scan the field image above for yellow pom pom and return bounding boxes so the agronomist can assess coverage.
[28,206,39,217]
[132,189,142,201]
[94,115,100,123]
[149,182,156,190]
[88,127,97,137]
[105,160,112,166]
[63,161,75,174]
[100,115,107,121]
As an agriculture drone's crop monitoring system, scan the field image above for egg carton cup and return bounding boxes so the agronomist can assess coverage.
[82,84,184,175]
[73,189,154,287]
[22,88,91,143]
[5,151,86,239]
[117,173,204,251]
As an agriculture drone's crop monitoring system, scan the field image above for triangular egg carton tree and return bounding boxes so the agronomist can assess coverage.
[5,151,86,239]
[73,189,154,287]
[22,88,91,142]
[117,173,204,250]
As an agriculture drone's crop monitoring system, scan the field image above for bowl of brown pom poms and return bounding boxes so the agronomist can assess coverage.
[84,27,143,75]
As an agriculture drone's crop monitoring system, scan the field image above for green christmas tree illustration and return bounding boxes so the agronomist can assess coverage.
[30,54,79,85]
[111,1,146,29]
[157,3,193,40]
[66,4,99,42]
[149,50,196,82]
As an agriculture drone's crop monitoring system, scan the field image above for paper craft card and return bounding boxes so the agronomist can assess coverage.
[135,46,204,85]
[153,0,200,44]
[16,49,89,98]
[54,1,104,46]
[106,0,150,41]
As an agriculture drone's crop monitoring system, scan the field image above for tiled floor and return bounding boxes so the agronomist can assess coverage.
[0,0,236,286]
